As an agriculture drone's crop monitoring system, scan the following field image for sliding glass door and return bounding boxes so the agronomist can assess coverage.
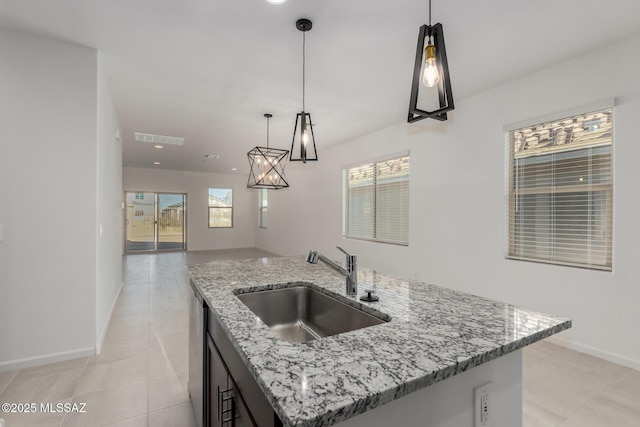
[125,192,187,252]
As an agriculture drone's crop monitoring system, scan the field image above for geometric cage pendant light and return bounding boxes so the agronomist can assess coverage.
[408,0,454,122]
[247,114,290,190]
[290,18,318,163]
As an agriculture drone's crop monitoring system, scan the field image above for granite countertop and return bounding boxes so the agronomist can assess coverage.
[187,256,571,427]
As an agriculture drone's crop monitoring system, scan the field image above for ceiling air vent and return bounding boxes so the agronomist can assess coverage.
[134,132,185,146]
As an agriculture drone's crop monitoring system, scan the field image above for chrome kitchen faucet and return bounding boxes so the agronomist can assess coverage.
[306,246,358,296]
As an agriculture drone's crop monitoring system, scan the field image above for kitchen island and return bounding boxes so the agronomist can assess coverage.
[188,256,571,427]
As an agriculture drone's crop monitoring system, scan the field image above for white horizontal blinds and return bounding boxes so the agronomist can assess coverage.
[345,163,375,240]
[375,157,410,244]
[344,156,410,245]
[259,189,267,228]
[508,108,613,270]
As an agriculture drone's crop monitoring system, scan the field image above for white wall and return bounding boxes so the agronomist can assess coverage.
[96,53,124,353]
[256,34,640,369]
[123,167,257,251]
[0,29,98,368]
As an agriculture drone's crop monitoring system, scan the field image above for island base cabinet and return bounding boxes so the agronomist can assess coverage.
[335,349,523,427]
[207,334,257,427]
[207,308,283,427]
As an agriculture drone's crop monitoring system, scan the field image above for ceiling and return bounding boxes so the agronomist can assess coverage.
[2,0,640,174]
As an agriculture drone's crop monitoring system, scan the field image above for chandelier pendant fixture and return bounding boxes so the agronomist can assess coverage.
[247,114,290,190]
[408,0,454,122]
[290,18,318,163]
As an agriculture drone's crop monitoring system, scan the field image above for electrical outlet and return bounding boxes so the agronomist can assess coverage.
[474,381,493,427]
[481,394,489,424]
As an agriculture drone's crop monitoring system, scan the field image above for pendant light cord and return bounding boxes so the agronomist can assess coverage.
[266,116,270,149]
[302,31,306,112]
[428,0,432,26]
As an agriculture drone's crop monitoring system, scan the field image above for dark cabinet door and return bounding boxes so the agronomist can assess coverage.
[207,334,229,427]
[207,333,258,427]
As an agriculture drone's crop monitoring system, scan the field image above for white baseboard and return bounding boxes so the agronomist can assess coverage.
[0,347,95,373]
[96,280,124,355]
[548,335,640,371]
[0,281,125,373]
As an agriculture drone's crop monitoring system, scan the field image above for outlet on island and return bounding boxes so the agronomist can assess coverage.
[474,381,493,427]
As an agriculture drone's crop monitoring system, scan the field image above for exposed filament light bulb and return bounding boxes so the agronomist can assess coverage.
[422,38,440,88]
[302,125,310,146]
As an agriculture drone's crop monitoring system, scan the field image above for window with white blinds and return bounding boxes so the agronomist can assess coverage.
[344,155,409,245]
[259,189,268,229]
[506,108,613,270]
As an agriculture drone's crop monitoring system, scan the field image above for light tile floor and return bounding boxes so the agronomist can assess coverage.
[523,340,640,426]
[0,248,638,427]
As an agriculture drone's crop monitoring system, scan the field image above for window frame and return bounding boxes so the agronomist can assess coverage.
[343,153,410,246]
[504,102,614,271]
[208,188,233,228]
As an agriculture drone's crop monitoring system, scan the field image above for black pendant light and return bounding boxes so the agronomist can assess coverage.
[247,114,290,190]
[408,0,454,122]
[290,18,318,163]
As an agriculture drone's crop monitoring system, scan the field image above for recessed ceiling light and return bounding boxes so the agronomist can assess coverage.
[134,132,185,146]
[154,145,163,149]
[266,0,287,4]
[153,162,160,165]
[202,154,221,161]
[231,168,238,171]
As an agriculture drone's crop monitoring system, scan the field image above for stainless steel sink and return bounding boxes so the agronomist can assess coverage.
[236,286,388,343]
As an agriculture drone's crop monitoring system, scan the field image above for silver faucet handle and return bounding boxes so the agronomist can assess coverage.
[306,250,319,264]
[336,246,355,258]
